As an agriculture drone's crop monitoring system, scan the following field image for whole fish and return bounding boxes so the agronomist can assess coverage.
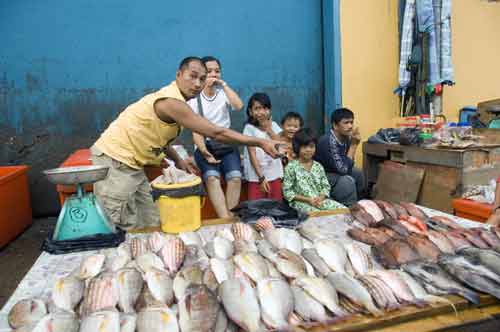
[292,277,346,317]
[366,270,417,304]
[263,228,303,255]
[302,248,331,277]
[145,268,174,305]
[147,232,168,253]
[159,237,186,275]
[31,312,79,332]
[402,261,480,304]
[459,229,490,249]
[8,298,47,329]
[372,239,420,268]
[130,237,149,259]
[477,228,500,248]
[104,243,131,272]
[256,239,278,262]
[430,216,462,230]
[120,313,137,332]
[273,249,307,279]
[344,243,373,275]
[204,236,234,260]
[233,239,259,255]
[357,275,399,311]
[219,278,262,332]
[51,276,84,312]
[173,265,203,302]
[136,252,165,274]
[231,222,258,242]
[233,252,270,283]
[79,254,106,279]
[80,310,120,332]
[116,268,143,313]
[179,284,219,332]
[400,202,428,220]
[439,254,500,300]
[298,220,325,241]
[256,278,294,330]
[134,284,163,312]
[80,273,119,317]
[315,239,348,273]
[357,200,385,222]
[445,232,472,251]
[393,203,409,218]
[136,306,179,332]
[291,285,331,323]
[460,247,500,275]
[347,226,391,246]
[427,230,455,254]
[327,272,382,316]
[210,258,235,284]
[350,203,377,227]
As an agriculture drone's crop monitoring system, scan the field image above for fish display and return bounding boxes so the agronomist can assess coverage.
[9,199,500,332]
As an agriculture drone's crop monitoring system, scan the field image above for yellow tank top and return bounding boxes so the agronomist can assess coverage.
[94,81,184,169]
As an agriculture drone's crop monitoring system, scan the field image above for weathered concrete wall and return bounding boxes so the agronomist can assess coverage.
[0,0,324,215]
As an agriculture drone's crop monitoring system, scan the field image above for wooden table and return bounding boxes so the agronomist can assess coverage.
[363,142,500,213]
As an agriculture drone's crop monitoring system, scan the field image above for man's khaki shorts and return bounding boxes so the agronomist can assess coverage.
[90,146,160,229]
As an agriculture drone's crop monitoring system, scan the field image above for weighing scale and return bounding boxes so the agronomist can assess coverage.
[44,165,116,241]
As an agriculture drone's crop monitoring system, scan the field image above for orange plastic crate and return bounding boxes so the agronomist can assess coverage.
[0,166,32,248]
[452,198,494,223]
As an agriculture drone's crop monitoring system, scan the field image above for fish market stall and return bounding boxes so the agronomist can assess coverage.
[1,205,500,332]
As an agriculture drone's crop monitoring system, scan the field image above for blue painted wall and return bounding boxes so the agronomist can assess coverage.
[0,0,325,215]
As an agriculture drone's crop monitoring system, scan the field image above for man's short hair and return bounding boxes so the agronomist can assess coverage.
[331,107,354,125]
[281,112,304,127]
[178,57,205,71]
[292,128,317,155]
[201,56,221,70]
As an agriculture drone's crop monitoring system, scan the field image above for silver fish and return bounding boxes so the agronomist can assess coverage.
[327,272,382,316]
[183,244,210,270]
[301,248,331,277]
[8,298,47,329]
[264,228,303,255]
[179,231,202,247]
[134,284,163,312]
[439,254,500,300]
[136,306,179,332]
[173,265,204,302]
[233,239,258,255]
[315,239,348,273]
[80,273,119,317]
[402,261,480,304]
[344,243,373,276]
[80,310,120,332]
[366,270,417,304]
[51,276,84,312]
[233,252,270,283]
[179,284,219,332]
[145,268,174,305]
[79,254,106,280]
[147,232,168,253]
[256,278,294,330]
[136,252,165,274]
[273,249,307,279]
[292,277,346,317]
[265,259,285,280]
[291,285,330,323]
[105,246,131,272]
[219,278,262,332]
[204,236,234,260]
[460,247,500,276]
[116,268,143,313]
[31,312,79,332]
[357,275,399,311]
[256,239,278,262]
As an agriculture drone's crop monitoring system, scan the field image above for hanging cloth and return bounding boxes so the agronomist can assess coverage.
[416,0,440,85]
[396,0,416,95]
[440,0,454,84]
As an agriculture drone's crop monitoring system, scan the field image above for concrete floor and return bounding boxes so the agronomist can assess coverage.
[0,217,55,309]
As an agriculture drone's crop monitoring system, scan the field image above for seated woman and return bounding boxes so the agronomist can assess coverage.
[187,56,244,218]
[283,128,345,212]
[487,176,500,226]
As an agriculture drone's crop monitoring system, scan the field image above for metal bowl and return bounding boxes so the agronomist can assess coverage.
[43,165,110,185]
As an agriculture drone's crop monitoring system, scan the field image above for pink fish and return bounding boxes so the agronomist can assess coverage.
[159,238,186,275]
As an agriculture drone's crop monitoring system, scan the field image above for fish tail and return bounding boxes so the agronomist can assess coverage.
[421,295,458,316]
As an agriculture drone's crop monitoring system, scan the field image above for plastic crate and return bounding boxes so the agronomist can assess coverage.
[452,198,493,223]
[0,166,32,248]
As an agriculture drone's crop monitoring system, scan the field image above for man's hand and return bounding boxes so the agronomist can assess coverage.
[175,157,199,174]
[202,150,221,164]
[259,139,281,159]
[260,179,270,194]
[351,127,361,144]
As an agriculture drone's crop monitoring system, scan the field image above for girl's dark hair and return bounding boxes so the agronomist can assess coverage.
[201,56,221,69]
[246,92,272,126]
[292,128,317,155]
[281,112,304,127]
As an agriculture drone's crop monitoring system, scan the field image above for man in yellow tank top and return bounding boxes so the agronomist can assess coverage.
[91,57,280,229]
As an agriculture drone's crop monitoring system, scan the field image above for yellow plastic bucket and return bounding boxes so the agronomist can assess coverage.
[151,177,203,234]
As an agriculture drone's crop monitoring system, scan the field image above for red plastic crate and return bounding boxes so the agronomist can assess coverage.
[0,166,32,248]
[452,198,494,223]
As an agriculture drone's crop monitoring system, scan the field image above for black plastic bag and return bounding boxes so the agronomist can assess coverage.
[368,128,401,144]
[151,183,206,201]
[41,228,126,254]
[399,128,422,146]
[230,199,308,228]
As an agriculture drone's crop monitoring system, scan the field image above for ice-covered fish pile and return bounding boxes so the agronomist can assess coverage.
[348,199,500,304]
[8,206,500,332]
